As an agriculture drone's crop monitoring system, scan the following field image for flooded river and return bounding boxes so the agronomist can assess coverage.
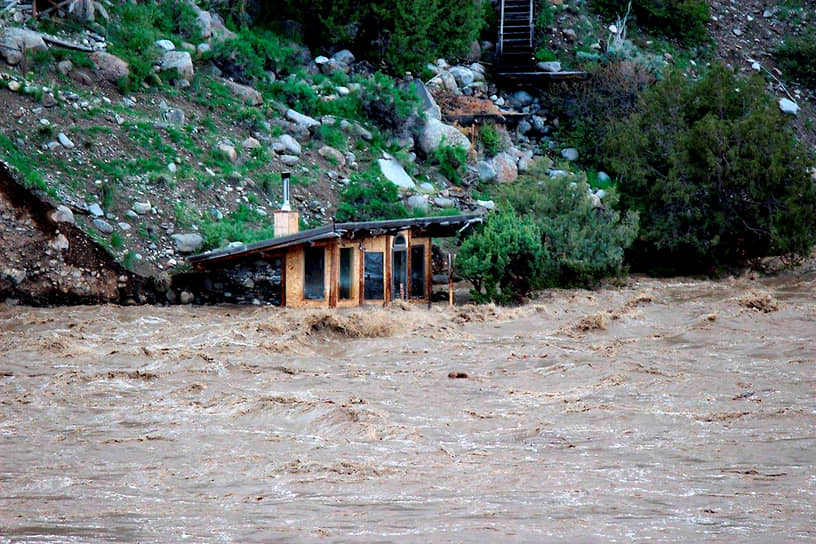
[1,274,814,542]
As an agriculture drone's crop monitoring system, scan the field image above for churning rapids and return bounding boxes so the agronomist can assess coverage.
[1,273,814,543]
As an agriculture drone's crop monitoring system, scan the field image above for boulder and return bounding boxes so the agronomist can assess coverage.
[332,49,355,65]
[0,28,47,66]
[50,205,75,224]
[318,145,346,166]
[286,109,320,129]
[450,66,475,88]
[89,51,130,82]
[561,147,579,161]
[508,90,534,108]
[224,80,263,106]
[779,98,800,116]
[478,160,496,182]
[537,61,561,73]
[159,51,195,81]
[491,152,518,183]
[194,7,236,42]
[92,219,114,234]
[132,201,151,215]
[171,233,204,254]
[217,143,237,162]
[427,71,459,94]
[434,197,456,208]
[418,118,470,156]
[280,154,300,165]
[406,194,429,211]
[378,155,416,190]
[278,134,301,155]
[241,137,261,150]
[57,60,73,75]
[155,39,175,52]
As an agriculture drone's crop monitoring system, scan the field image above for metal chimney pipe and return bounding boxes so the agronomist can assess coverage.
[281,172,292,211]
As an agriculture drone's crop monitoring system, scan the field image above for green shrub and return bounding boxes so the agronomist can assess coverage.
[199,204,276,250]
[335,168,409,222]
[479,123,502,156]
[604,64,816,272]
[590,0,710,45]
[458,209,546,304]
[776,30,816,87]
[433,142,467,184]
[496,166,638,287]
[207,27,297,84]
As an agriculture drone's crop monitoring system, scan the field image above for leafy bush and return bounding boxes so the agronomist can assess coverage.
[457,209,546,304]
[207,27,297,84]
[591,0,710,45]
[604,64,816,272]
[199,204,276,251]
[433,141,467,184]
[776,30,816,87]
[496,166,639,287]
[479,123,502,156]
[335,168,409,222]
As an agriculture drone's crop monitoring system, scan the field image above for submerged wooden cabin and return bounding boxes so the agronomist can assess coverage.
[186,209,481,307]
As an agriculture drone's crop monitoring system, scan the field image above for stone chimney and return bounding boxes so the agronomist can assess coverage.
[274,172,299,237]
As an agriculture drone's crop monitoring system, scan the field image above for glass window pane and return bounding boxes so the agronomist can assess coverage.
[411,245,425,299]
[364,252,384,300]
[339,247,352,300]
[304,247,324,300]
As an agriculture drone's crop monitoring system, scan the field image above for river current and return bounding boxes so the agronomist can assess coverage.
[1,274,814,542]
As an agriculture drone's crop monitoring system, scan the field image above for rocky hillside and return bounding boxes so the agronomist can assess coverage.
[0,0,813,304]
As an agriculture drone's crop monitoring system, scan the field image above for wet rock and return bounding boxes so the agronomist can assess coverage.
[0,28,47,65]
[171,233,204,254]
[224,80,263,106]
[89,51,130,82]
[57,133,75,150]
[159,51,195,81]
[93,218,114,234]
[378,154,416,190]
[491,152,518,183]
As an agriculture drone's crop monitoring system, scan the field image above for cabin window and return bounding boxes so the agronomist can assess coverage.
[411,245,425,299]
[304,246,325,299]
[392,235,408,300]
[364,252,384,300]
[339,247,353,300]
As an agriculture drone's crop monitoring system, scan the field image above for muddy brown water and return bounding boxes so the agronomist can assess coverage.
[1,275,814,543]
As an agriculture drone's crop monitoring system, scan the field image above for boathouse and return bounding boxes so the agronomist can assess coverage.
[185,205,481,307]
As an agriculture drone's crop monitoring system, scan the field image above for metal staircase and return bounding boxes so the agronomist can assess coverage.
[497,0,536,74]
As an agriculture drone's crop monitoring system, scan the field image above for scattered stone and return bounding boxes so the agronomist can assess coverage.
[7,80,20,92]
[49,234,69,251]
[434,197,455,208]
[427,71,459,94]
[478,160,497,182]
[450,66,475,88]
[159,51,195,81]
[2,268,26,285]
[563,28,577,40]
[168,162,178,173]
[279,154,300,165]
[118,222,131,232]
[88,203,104,217]
[732,28,743,37]
[0,28,47,65]
[132,201,151,215]
[241,137,261,150]
[278,134,302,155]
[561,147,579,161]
[508,90,534,108]
[197,42,211,56]
[57,60,73,75]
[420,182,435,192]
[779,98,799,116]
[57,133,75,150]
[155,39,175,52]
[597,171,611,184]
[476,199,495,210]
[332,49,355,65]
[224,80,263,106]
[163,108,185,125]
[378,154,416,190]
[93,218,114,234]
[406,194,429,211]
[50,205,75,224]
[171,233,204,254]
[89,51,130,82]
[41,92,57,108]
[352,123,373,141]
[286,109,320,129]
[318,145,346,166]
[418,118,471,155]
[217,142,237,162]
[179,290,195,304]
[491,152,518,183]
[537,61,561,73]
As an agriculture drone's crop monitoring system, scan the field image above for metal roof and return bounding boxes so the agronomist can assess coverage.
[188,214,482,267]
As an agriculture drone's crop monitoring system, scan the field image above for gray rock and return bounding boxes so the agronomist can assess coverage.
[208,208,223,221]
[155,39,175,52]
[93,218,114,234]
[332,49,355,65]
[420,182,435,192]
[88,203,104,217]
[49,233,69,251]
[193,6,236,41]
[57,60,73,75]
[406,194,429,211]
[286,109,320,129]
[118,222,131,232]
[125,210,139,219]
[537,61,561,73]
[171,233,204,254]
[224,80,263,106]
[3,268,26,285]
[509,90,534,108]
[476,199,496,210]
[280,154,300,165]
[589,193,602,208]
[779,98,800,116]
[278,134,302,155]
[164,108,185,125]
[517,120,532,135]
[57,133,75,150]
[427,71,459,94]
[0,28,47,65]
[89,51,130,82]
[450,66,475,88]
[378,155,416,190]
[597,171,611,184]
[418,118,470,155]
[415,80,442,121]
[197,43,211,55]
[217,143,237,162]
[352,123,373,141]
[242,137,261,150]
[318,145,346,166]
[314,55,329,66]
[561,147,579,161]
[491,152,518,183]
[547,169,569,178]
[50,205,75,224]
[179,290,195,304]
[595,189,608,200]
[478,160,496,182]
[159,51,195,81]
[132,201,151,215]
[434,196,456,208]
[531,115,548,133]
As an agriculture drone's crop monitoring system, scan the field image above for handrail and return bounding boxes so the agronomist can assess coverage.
[498,0,505,60]
[528,0,534,48]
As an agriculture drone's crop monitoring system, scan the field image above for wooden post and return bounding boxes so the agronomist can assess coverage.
[328,240,339,308]
[280,254,287,307]
[426,238,433,309]
[358,244,365,306]
[448,252,455,307]
[384,236,392,306]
